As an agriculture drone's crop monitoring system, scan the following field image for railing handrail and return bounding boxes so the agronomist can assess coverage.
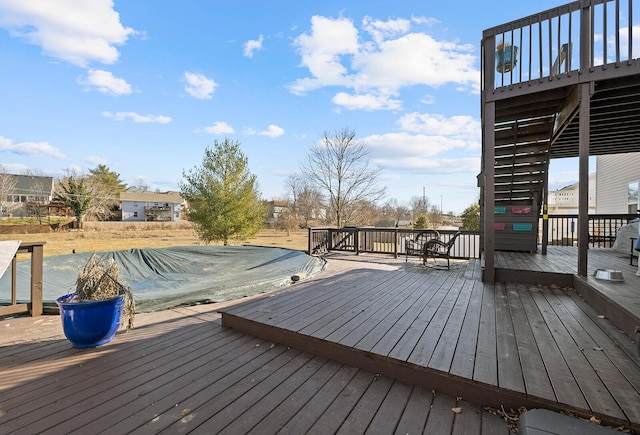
[309,214,637,257]
[483,0,639,93]
[0,241,45,317]
[308,227,480,259]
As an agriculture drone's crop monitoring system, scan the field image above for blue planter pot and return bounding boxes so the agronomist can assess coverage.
[56,293,124,348]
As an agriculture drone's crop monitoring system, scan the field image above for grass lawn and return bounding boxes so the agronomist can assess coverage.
[0,224,310,258]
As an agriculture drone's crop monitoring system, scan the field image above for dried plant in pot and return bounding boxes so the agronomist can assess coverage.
[56,254,136,348]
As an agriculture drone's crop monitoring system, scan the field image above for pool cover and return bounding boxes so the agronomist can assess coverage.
[0,245,326,312]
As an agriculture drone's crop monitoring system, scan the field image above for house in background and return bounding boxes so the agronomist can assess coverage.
[266,200,290,222]
[120,191,183,222]
[596,152,640,214]
[1,174,54,217]
[547,173,596,214]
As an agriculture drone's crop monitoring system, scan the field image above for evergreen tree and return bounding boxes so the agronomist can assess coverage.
[89,164,127,195]
[55,175,93,228]
[89,164,128,219]
[180,139,266,245]
[461,203,480,230]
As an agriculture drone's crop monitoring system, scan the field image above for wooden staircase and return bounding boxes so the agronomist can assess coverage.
[487,86,577,251]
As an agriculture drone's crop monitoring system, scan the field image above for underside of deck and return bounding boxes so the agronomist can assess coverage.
[220,254,640,432]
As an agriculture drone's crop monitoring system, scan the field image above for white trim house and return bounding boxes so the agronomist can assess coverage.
[596,152,640,214]
[120,191,183,222]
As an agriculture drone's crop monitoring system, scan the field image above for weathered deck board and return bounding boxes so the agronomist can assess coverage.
[505,282,556,400]
[221,253,640,430]
[494,283,525,394]
[449,279,483,379]
[3,248,639,433]
[516,283,590,410]
[472,282,498,386]
[528,286,628,421]
[0,308,507,434]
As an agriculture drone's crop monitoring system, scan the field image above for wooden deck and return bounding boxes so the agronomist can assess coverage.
[0,258,510,434]
[495,246,640,338]
[220,252,640,432]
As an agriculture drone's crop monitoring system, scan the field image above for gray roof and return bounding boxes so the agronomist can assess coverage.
[10,175,54,197]
[120,191,183,203]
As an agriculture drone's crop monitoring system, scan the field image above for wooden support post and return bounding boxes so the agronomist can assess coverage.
[29,243,43,316]
[577,3,592,277]
[578,82,592,277]
[483,100,496,284]
[481,33,496,284]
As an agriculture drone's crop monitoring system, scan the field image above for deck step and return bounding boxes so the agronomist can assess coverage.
[519,409,619,435]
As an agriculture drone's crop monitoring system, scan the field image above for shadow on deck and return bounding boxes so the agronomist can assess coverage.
[220,250,640,431]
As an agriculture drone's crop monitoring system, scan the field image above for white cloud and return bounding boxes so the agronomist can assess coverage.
[78,69,132,95]
[244,34,264,58]
[362,16,411,44]
[332,92,402,111]
[398,112,480,140]
[364,132,475,159]
[0,0,136,67]
[290,15,360,94]
[0,163,29,173]
[183,72,217,99]
[373,156,480,173]
[0,135,66,159]
[290,15,480,110]
[203,121,234,135]
[102,111,172,123]
[85,155,110,165]
[246,124,285,138]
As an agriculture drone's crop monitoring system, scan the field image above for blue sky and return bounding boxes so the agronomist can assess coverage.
[0,0,581,214]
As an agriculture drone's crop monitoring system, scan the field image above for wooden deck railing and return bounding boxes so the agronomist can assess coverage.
[542,213,638,247]
[483,0,639,93]
[308,227,481,259]
[0,241,44,317]
[309,214,636,258]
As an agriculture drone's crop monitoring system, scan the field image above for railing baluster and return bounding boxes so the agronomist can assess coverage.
[529,18,533,82]
[603,0,608,68]
[549,13,554,76]
[629,0,633,64]
[615,0,620,64]
[591,2,595,69]
[539,16,544,79]
[568,8,573,73]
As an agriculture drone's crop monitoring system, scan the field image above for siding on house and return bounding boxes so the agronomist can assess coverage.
[596,153,640,214]
[1,174,55,217]
[547,173,596,214]
[120,191,183,222]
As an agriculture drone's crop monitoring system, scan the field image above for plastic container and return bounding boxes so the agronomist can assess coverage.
[56,293,124,348]
[496,45,518,73]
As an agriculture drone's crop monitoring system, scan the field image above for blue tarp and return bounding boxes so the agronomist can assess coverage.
[0,245,326,312]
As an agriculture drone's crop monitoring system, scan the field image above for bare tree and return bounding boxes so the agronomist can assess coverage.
[410,195,431,222]
[427,205,442,229]
[382,198,411,226]
[301,128,386,227]
[285,174,324,227]
[274,204,300,236]
[20,169,53,224]
[0,165,17,217]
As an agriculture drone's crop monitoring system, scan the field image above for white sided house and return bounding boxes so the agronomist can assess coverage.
[120,191,183,222]
[596,152,640,214]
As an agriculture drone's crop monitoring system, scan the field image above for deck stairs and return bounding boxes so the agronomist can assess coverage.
[487,86,578,251]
